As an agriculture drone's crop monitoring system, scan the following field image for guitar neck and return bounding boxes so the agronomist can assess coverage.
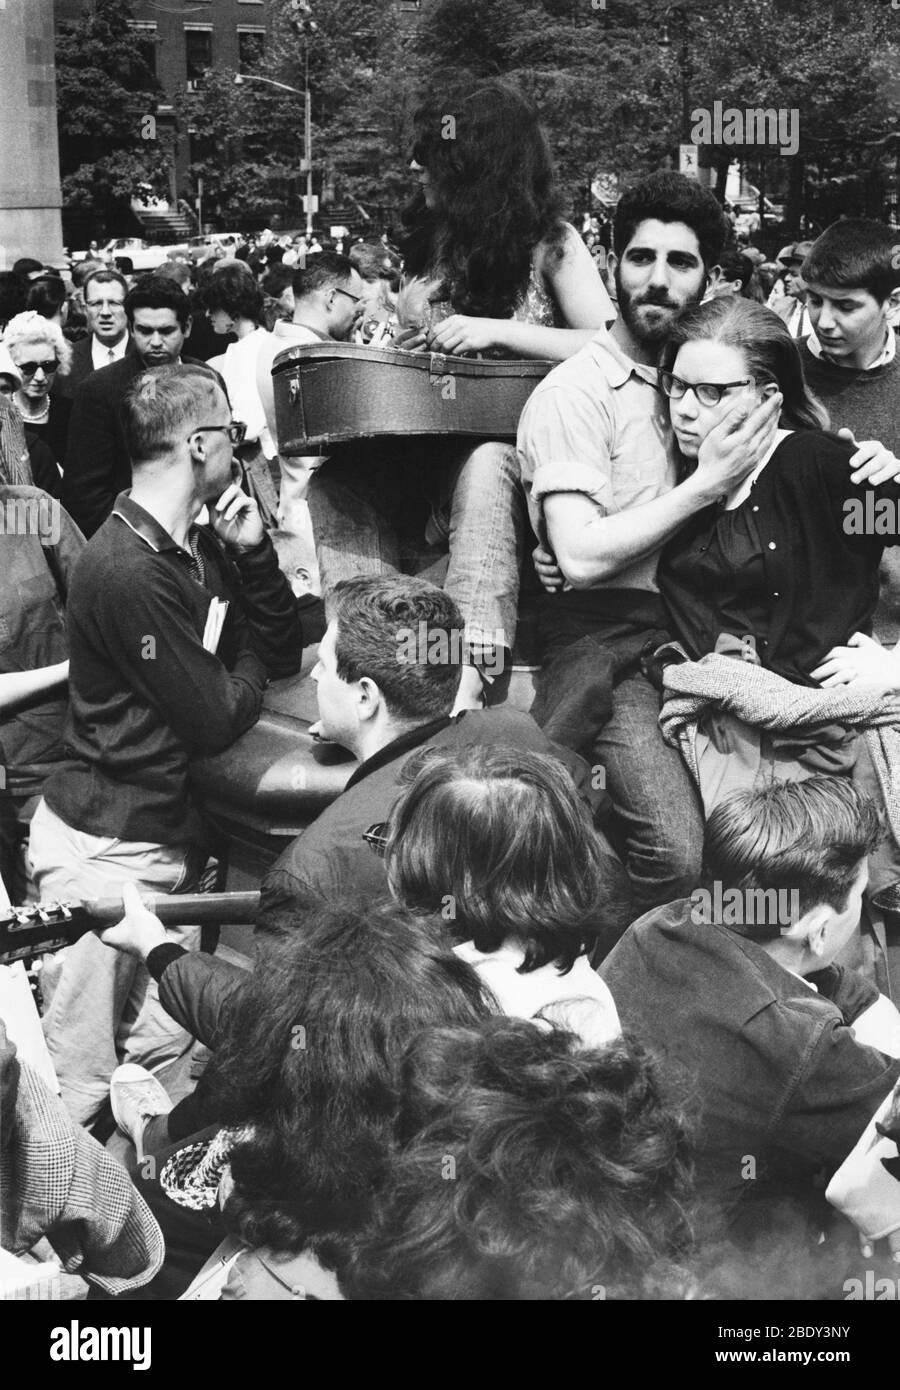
[0,890,260,964]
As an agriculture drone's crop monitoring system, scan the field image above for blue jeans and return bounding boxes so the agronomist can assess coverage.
[28,799,206,1127]
[593,670,704,915]
[306,438,524,655]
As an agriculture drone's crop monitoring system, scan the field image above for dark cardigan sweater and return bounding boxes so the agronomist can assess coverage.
[659,429,900,685]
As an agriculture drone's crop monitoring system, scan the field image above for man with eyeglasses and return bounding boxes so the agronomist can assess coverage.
[54,269,134,403]
[255,252,367,452]
[517,172,893,919]
[30,364,303,1127]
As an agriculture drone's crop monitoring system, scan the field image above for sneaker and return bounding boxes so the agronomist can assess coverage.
[110,1063,173,1157]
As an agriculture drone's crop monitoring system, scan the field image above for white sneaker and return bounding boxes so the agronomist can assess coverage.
[110,1063,173,1157]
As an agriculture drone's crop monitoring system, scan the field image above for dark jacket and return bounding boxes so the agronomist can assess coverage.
[61,351,204,538]
[600,898,900,1252]
[53,334,135,402]
[259,707,630,951]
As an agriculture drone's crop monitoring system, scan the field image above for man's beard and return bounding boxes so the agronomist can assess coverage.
[615,275,704,347]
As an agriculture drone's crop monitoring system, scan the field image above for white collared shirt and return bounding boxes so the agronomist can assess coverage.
[806,325,896,369]
[91,334,129,370]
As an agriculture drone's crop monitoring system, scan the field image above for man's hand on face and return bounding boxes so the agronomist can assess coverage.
[210,482,265,552]
[689,391,783,505]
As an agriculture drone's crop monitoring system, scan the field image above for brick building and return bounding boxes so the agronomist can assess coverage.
[54,0,431,235]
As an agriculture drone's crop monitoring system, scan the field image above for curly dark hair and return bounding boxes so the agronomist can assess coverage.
[614,171,729,274]
[206,899,493,1260]
[339,1019,695,1300]
[401,78,566,319]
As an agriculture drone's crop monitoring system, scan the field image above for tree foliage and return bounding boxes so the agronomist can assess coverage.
[55,0,168,236]
[120,0,900,234]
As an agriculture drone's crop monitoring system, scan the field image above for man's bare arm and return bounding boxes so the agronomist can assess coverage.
[543,392,782,588]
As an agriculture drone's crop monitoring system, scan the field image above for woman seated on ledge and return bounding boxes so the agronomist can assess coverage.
[307,78,616,712]
[398,77,615,360]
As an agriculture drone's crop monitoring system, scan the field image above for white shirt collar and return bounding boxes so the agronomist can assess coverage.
[806,325,895,369]
[91,334,128,370]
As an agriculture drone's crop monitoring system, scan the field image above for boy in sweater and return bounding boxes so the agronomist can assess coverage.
[800,220,900,643]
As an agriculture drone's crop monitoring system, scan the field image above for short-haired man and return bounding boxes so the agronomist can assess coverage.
[800,218,900,658]
[54,269,133,401]
[800,219,900,455]
[62,277,203,537]
[600,777,900,1295]
[30,364,303,1125]
[255,251,366,449]
[259,574,628,937]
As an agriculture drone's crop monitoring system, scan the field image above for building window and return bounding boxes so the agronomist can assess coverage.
[399,1,421,10]
[129,22,158,80]
[237,28,265,73]
[185,27,213,89]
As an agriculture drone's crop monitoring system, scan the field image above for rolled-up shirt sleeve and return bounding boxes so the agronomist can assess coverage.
[517,383,615,544]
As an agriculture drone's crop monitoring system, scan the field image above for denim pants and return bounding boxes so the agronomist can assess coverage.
[28,799,205,1127]
[307,438,525,656]
[532,598,704,916]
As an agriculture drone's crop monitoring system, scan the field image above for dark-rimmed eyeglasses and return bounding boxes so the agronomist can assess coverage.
[333,286,364,307]
[189,421,248,445]
[18,359,59,378]
[363,823,390,857]
[659,371,754,407]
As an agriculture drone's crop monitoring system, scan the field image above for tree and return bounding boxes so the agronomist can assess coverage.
[178,0,427,231]
[55,0,169,243]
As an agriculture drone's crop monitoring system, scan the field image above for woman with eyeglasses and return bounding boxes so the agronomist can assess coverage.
[655,295,899,686]
[651,297,900,853]
[2,311,73,489]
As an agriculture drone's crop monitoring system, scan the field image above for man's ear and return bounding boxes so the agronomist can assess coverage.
[800,905,831,959]
[606,250,618,281]
[184,315,193,340]
[706,265,723,296]
[887,287,900,317]
[356,675,382,724]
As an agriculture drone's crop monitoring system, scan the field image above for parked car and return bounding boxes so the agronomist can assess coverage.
[100,237,187,271]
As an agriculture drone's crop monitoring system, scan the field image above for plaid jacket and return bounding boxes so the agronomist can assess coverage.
[0,1061,164,1294]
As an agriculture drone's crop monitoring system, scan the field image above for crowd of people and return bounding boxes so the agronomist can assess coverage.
[3,77,900,1302]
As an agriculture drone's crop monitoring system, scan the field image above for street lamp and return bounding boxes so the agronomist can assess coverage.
[233,69,314,235]
[659,5,692,148]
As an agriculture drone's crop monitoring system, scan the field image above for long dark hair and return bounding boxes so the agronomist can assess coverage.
[206,900,493,1259]
[401,79,566,318]
[659,297,829,432]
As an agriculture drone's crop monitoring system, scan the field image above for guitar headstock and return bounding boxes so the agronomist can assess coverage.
[0,901,83,964]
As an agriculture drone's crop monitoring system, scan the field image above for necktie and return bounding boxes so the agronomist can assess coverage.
[108,348,115,362]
